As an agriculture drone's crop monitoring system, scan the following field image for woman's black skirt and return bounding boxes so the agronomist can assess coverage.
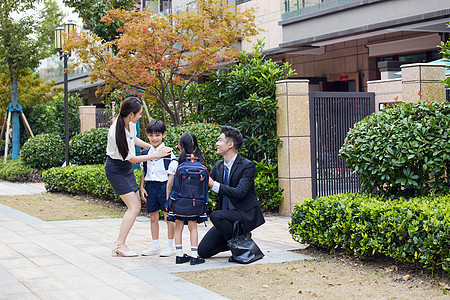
[105,156,138,196]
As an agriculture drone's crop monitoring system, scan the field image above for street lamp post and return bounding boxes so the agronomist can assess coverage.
[54,20,76,167]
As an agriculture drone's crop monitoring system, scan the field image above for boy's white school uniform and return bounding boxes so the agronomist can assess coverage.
[140,142,176,181]
[140,142,176,257]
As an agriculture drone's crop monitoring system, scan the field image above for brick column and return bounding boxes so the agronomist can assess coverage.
[401,63,446,103]
[79,106,96,133]
[276,79,312,216]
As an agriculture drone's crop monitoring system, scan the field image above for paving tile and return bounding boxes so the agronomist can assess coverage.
[27,255,69,267]
[93,271,144,285]
[0,265,15,281]
[5,266,51,281]
[0,280,32,295]
[42,264,85,277]
[34,289,84,300]
[76,285,132,300]
[56,273,108,289]
[0,257,37,269]
[7,292,40,300]
[22,277,70,292]
[114,282,178,299]
[73,261,121,275]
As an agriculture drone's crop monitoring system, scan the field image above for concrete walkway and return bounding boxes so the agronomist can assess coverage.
[0,181,309,299]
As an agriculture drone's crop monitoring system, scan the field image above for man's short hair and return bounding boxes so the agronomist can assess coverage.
[146,120,166,134]
[221,126,243,150]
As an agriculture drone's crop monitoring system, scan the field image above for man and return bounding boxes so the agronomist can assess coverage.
[198,126,265,259]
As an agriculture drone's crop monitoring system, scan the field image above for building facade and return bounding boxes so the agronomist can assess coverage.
[254,0,450,92]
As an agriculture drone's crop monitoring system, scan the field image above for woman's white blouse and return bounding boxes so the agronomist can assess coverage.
[106,118,137,161]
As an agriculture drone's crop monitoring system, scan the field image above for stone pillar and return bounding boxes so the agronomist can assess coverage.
[276,79,312,216]
[79,106,96,133]
[377,61,402,80]
[401,63,446,103]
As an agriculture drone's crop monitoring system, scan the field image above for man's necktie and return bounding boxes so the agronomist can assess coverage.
[222,165,229,210]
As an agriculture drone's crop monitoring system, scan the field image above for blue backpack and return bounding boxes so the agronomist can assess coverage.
[168,155,209,217]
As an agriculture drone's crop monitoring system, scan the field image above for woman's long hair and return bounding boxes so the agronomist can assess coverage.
[116,97,142,160]
[178,132,206,165]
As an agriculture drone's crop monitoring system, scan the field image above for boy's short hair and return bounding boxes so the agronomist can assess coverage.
[146,120,166,134]
[221,126,243,150]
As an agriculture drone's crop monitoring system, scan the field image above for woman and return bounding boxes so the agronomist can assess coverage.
[105,97,172,257]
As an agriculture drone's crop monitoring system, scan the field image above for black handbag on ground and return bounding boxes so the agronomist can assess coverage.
[227,221,264,264]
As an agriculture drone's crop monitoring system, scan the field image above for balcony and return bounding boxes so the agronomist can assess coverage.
[282,0,357,19]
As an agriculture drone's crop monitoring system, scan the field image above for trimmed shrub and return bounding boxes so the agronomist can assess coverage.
[43,164,143,201]
[254,160,283,212]
[0,157,37,182]
[70,128,109,165]
[289,193,450,272]
[20,133,65,170]
[340,100,450,198]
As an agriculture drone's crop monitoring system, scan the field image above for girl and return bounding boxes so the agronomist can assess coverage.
[166,132,207,265]
[105,97,172,257]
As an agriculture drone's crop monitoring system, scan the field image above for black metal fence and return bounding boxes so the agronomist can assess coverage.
[96,108,112,128]
[309,92,375,199]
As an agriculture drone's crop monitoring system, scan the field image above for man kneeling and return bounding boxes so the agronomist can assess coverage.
[198,126,265,258]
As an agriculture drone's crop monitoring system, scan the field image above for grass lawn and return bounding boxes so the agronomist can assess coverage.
[0,193,126,221]
[178,247,450,299]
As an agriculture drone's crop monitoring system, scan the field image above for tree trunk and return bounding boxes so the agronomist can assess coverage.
[8,64,21,159]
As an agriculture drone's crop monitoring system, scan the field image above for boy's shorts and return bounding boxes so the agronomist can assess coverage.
[144,181,168,213]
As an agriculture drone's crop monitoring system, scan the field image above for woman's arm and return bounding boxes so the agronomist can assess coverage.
[128,146,173,164]
[135,137,151,149]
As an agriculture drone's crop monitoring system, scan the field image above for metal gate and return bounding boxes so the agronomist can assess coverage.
[309,92,375,199]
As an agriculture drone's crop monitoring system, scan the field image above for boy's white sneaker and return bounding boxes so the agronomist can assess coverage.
[141,247,160,256]
[160,247,175,257]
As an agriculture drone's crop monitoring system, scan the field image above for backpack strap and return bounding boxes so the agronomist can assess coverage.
[141,148,150,175]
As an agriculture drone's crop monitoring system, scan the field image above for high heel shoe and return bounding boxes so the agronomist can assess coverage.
[112,243,139,257]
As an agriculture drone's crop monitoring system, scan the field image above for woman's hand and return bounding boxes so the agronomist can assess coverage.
[155,146,173,158]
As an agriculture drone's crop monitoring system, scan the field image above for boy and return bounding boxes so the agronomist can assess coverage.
[140,120,176,257]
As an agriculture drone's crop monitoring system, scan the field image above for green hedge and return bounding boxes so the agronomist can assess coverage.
[0,157,36,182]
[340,100,450,198]
[289,193,450,272]
[20,133,65,170]
[70,128,109,165]
[43,165,142,201]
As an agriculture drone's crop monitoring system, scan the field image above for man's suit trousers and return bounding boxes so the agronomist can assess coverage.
[198,209,243,258]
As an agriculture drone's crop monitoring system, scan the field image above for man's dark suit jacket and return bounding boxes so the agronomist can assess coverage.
[210,154,265,232]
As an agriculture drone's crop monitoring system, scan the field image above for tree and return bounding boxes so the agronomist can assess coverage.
[0,69,61,118]
[440,22,450,88]
[62,0,137,42]
[199,40,295,164]
[0,0,64,158]
[64,0,259,126]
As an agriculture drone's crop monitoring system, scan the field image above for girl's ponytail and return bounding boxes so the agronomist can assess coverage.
[177,132,206,166]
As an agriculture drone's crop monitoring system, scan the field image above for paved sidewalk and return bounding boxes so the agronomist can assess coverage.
[0,182,309,299]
